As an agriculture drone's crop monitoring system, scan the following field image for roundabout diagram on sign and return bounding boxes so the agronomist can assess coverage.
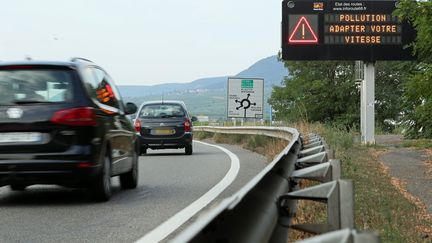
[235,94,256,118]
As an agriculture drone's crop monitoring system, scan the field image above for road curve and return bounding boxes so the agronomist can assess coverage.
[0,141,267,242]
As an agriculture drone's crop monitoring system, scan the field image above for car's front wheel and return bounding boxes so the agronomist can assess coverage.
[120,148,139,189]
[90,151,112,202]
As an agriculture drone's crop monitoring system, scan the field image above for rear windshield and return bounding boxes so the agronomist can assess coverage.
[0,69,74,105]
[139,104,185,119]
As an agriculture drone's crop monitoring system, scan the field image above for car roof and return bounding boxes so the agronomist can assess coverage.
[139,100,188,111]
[142,100,186,106]
[0,59,97,69]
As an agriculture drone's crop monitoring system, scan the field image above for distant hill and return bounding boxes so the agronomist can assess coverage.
[118,76,226,98]
[120,55,288,120]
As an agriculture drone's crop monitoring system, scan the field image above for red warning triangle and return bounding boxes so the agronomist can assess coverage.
[288,16,318,44]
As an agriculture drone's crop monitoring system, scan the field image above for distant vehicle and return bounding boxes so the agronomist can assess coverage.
[134,100,197,155]
[0,58,139,201]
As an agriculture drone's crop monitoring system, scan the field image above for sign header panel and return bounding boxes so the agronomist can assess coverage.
[227,78,264,119]
[282,0,416,61]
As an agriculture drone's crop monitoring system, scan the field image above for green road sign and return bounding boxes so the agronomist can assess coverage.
[241,80,254,89]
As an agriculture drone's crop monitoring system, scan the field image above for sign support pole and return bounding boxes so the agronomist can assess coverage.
[360,80,364,141]
[269,105,273,125]
[362,62,376,144]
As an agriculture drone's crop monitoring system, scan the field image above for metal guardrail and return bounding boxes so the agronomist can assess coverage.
[297,228,379,243]
[172,126,379,243]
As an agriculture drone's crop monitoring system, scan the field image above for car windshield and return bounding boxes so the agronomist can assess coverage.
[139,104,185,119]
[0,68,74,105]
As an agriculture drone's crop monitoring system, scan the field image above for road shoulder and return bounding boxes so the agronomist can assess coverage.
[376,135,432,214]
[374,135,432,238]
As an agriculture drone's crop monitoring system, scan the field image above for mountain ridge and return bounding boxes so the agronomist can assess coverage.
[120,55,287,119]
[119,55,286,98]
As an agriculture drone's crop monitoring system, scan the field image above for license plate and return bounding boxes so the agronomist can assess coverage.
[150,128,175,135]
[0,132,43,144]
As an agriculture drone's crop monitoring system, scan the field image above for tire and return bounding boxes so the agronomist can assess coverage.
[120,148,139,189]
[10,184,26,191]
[90,151,112,202]
[185,144,193,155]
[141,148,147,155]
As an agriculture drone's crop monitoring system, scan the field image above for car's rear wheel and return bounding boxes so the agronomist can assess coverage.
[185,144,193,155]
[90,151,112,202]
[10,184,27,191]
[120,148,139,189]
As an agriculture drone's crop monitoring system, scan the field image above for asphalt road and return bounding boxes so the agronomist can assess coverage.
[0,141,267,243]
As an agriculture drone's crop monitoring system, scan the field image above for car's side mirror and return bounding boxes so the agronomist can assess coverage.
[125,102,138,115]
[191,116,198,122]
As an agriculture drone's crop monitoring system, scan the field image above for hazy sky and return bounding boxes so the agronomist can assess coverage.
[0,0,281,85]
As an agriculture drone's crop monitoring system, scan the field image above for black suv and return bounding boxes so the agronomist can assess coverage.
[0,58,138,201]
[134,101,197,155]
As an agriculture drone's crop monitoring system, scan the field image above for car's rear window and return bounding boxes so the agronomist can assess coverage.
[139,104,185,119]
[0,68,75,105]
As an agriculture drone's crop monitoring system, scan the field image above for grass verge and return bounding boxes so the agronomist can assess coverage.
[291,122,432,242]
[195,131,287,162]
[196,125,432,242]
[402,139,432,149]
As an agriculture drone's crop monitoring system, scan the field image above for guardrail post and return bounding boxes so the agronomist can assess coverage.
[297,152,328,168]
[278,180,354,234]
[273,142,302,180]
[331,159,341,181]
[299,145,326,157]
[291,160,341,182]
[320,138,336,160]
[353,230,380,243]
[296,229,380,243]
[339,180,355,229]
[307,137,321,144]
[303,140,323,149]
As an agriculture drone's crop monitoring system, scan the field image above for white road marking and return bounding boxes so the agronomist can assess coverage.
[136,140,240,243]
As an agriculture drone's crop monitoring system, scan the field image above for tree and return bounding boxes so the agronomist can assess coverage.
[395,0,432,138]
[395,0,432,63]
[375,61,415,132]
[269,60,412,131]
[269,61,359,128]
[401,63,432,138]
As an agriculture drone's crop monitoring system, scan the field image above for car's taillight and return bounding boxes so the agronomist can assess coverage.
[77,162,96,168]
[184,118,191,132]
[134,119,141,133]
[51,107,97,126]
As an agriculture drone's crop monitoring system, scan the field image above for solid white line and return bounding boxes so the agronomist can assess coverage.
[135,140,240,243]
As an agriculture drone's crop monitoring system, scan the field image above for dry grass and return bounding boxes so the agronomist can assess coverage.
[253,137,288,162]
[351,147,432,242]
[287,123,432,242]
[371,149,432,238]
[196,125,432,242]
[288,180,327,241]
[425,149,432,176]
[196,132,288,162]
